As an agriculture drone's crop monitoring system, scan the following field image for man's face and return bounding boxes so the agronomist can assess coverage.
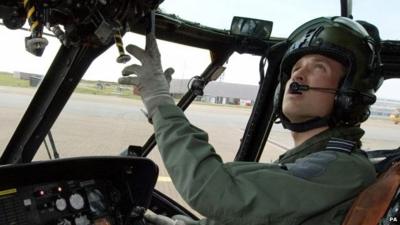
[282,54,345,123]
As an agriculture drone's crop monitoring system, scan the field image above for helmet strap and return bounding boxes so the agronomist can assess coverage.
[281,115,330,132]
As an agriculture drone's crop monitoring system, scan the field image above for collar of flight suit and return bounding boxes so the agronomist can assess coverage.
[278,126,365,164]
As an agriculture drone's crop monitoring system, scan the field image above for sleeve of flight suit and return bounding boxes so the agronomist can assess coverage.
[152,105,376,225]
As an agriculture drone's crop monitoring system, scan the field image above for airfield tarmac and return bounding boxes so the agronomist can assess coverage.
[1,86,399,214]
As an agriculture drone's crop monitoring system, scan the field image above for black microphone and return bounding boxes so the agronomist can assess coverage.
[289,82,337,94]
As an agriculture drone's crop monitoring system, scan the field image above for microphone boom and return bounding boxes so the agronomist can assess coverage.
[289,82,337,94]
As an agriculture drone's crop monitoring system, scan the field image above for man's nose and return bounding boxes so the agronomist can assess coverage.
[291,67,306,83]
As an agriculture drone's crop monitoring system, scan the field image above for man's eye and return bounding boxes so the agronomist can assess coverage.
[291,66,299,73]
[314,63,327,71]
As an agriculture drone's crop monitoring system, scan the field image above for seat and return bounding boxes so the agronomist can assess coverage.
[341,147,400,225]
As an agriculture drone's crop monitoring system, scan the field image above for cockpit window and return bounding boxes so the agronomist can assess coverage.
[0,27,58,156]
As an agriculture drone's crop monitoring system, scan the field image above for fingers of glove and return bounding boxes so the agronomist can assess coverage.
[164,67,175,83]
[144,210,176,225]
[118,76,139,86]
[122,64,144,77]
[145,33,161,59]
[126,44,147,63]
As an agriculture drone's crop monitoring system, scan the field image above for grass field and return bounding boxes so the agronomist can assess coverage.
[75,80,135,97]
[0,71,141,99]
[0,72,30,87]
[0,72,252,108]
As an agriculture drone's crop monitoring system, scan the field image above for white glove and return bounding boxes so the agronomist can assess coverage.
[144,210,199,225]
[119,33,175,118]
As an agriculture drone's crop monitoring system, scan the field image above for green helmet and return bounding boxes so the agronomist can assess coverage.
[279,16,383,128]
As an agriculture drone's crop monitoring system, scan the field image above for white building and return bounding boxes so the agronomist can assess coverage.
[170,79,258,106]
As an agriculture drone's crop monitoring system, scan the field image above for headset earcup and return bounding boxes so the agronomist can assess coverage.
[334,92,373,125]
[333,93,353,125]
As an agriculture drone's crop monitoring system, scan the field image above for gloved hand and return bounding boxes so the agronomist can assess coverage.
[144,210,199,225]
[118,33,175,118]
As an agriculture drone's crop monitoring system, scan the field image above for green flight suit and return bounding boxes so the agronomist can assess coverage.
[152,105,376,225]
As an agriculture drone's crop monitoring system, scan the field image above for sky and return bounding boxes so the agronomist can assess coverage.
[0,0,399,100]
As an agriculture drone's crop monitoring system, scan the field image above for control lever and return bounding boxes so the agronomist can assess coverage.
[110,7,157,63]
[114,29,131,63]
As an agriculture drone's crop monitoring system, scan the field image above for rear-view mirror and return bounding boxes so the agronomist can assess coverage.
[230,16,273,40]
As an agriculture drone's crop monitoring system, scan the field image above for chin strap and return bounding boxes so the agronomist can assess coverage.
[280,116,330,132]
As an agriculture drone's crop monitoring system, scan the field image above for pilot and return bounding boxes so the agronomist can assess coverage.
[120,17,382,225]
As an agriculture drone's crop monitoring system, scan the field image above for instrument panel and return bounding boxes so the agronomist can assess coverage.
[1,179,118,224]
[0,156,158,225]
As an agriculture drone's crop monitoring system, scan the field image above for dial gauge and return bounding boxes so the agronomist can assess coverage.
[55,198,67,211]
[69,193,85,210]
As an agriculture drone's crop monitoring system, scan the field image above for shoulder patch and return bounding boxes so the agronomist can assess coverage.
[284,151,337,179]
[325,137,356,154]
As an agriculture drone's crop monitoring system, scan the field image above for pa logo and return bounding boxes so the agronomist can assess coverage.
[389,217,398,222]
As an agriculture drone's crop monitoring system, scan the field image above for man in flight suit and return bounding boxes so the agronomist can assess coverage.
[120,17,382,225]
